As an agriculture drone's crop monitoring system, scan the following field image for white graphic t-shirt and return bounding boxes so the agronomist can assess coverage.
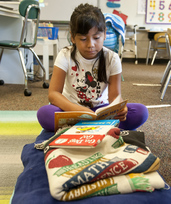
[54,46,122,108]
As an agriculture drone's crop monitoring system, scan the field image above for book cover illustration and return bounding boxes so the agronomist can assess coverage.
[55,111,97,131]
[50,120,119,148]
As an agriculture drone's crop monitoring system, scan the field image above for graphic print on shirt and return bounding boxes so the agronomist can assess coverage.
[92,63,102,99]
[71,65,102,108]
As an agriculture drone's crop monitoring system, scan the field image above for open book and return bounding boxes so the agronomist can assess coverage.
[54,96,128,131]
[49,120,119,148]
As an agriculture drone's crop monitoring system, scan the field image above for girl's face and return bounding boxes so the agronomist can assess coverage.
[71,26,106,60]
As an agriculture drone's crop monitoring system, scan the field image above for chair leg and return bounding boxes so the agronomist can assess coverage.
[119,49,124,81]
[17,48,32,96]
[0,49,5,85]
[29,48,49,89]
[160,61,170,85]
[120,45,124,62]
[160,69,171,101]
[160,64,171,92]
[134,30,138,64]
[134,42,138,64]
[0,48,4,63]
[146,41,151,65]
[151,50,157,65]
[121,74,124,81]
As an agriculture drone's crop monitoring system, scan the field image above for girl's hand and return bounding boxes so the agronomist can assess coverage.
[114,106,128,121]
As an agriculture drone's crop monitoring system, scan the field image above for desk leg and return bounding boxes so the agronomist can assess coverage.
[53,40,58,65]
[53,44,57,64]
[146,40,151,65]
[42,44,49,80]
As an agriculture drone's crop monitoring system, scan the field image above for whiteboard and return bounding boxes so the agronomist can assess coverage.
[40,0,98,21]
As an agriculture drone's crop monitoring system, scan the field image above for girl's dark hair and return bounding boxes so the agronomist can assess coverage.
[70,4,107,83]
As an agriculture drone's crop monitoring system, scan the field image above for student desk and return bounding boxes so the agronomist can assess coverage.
[36,38,59,80]
[0,5,19,18]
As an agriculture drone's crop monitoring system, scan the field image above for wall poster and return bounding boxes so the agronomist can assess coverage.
[146,0,171,24]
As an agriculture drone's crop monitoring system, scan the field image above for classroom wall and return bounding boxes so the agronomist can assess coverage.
[99,0,169,30]
[35,0,170,59]
[39,0,98,22]
[40,0,169,30]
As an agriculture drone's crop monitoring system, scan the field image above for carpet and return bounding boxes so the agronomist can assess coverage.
[0,107,171,204]
[0,111,42,204]
[0,61,171,203]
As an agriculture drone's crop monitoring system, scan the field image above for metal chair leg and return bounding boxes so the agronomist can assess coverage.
[29,48,49,89]
[151,50,157,65]
[120,45,124,62]
[0,48,4,63]
[160,61,170,85]
[146,41,151,65]
[134,41,138,64]
[134,27,138,64]
[17,48,32,96]
[160,69,171,100]
[160,64,171,92]
[0,49,4,85]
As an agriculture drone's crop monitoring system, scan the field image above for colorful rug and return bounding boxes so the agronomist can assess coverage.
[0,111,42,204]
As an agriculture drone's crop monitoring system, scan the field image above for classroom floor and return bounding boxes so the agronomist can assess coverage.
[0,61,171,203]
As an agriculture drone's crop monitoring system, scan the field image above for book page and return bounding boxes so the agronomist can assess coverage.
[95,95,122,115]
[95,99,128,120]
[107,95,122,107]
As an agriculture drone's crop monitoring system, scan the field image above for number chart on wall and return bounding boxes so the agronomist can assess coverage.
[146,0,171,24]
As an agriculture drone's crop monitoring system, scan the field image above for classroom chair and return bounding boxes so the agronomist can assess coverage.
[146,32,167,65]
[160,28,171,100]
[103,13,125,81]
[120,25,138,65]
[103,13,125,54]
[0,0,49,96]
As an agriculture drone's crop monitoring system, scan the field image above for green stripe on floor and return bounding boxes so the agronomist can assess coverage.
[0,200,10,204]
[0,111,42,135]
[0,111,37,122]
[0,187,13,204]
[0,122,42,135]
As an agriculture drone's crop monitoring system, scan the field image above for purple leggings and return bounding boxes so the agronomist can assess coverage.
[37,103,148,132]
